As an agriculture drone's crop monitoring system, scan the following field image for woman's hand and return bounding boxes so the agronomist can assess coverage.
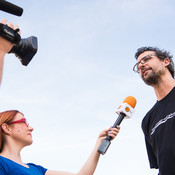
[98,126,120,142]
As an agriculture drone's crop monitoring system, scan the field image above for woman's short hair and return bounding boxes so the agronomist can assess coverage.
[0,110,20,152]
[135,46,175,78]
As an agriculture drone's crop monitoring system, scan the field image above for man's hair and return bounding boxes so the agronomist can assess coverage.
[135,47,175,78]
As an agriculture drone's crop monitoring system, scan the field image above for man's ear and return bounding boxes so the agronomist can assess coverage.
[1,123,11,134]
[164,58,170,67]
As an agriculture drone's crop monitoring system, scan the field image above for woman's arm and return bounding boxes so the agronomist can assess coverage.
[45,127,120,175]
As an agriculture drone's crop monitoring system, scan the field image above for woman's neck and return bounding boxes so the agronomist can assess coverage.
[0,144,24,166]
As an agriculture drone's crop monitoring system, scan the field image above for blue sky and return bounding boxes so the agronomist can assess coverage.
[0,0,175,174]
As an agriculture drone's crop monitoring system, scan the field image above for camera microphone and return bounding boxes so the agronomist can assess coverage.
[0,0,23,16]
[98,96,137,155]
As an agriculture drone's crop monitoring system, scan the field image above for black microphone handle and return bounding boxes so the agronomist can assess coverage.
[0,0,23,16]
[106,112,126,141]
[97,112,126,155]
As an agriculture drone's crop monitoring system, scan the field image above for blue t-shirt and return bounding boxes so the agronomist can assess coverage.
[0,156,47,175]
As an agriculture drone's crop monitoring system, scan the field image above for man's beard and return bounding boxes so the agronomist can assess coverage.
[141,68,164,86]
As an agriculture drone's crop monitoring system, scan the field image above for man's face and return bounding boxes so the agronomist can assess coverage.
[137,51,167,86]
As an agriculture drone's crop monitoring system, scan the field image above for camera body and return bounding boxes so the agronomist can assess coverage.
[0,23,38,66]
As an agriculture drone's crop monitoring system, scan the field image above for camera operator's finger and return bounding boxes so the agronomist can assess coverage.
[14,24,21,35]
[0,19,7,24]
[8,22,14,29]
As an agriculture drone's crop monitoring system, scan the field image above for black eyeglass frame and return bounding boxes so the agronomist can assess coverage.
[133,54,157,73]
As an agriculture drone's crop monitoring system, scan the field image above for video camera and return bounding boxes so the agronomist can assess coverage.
[0,23,38,66]
[0,0,38,66]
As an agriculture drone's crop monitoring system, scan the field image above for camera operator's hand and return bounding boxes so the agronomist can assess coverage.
[0,19,21,85]
[0,19,21,53]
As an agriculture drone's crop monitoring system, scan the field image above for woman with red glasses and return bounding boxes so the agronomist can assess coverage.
[0,110,120,175]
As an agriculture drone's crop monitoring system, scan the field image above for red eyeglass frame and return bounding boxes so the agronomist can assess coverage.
[8,118,29,127]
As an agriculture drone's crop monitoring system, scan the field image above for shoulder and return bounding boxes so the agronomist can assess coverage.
[27,163,47,174]
[142,102,158,126]
[141,101,160,137]
[0,155,9,166]
[0,156,10,174]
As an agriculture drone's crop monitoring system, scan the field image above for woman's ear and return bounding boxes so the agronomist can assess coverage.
[1,123,11,134]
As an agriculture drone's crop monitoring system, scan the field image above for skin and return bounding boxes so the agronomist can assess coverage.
[137,51,175,101]
[0,113,33,168]
[0,113,120,175]
[0,19,19,85]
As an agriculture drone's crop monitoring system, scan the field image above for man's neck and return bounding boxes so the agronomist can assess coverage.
[153,75,175,101]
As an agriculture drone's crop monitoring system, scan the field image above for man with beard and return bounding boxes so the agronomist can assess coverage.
[133,47,175,175]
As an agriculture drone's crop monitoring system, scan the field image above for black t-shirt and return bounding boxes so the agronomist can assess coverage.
[142,87,175,175]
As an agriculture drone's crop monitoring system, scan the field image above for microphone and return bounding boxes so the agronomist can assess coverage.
[98,96,137,155]
[0,0,23,16]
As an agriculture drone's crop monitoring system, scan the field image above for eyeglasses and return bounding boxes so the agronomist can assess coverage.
[133,54,157,73]
[8,118,29,127]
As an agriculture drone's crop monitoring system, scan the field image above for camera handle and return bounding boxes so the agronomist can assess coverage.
[0,23,21,45]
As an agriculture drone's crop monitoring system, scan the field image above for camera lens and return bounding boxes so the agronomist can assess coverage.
[9,36,38,66]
